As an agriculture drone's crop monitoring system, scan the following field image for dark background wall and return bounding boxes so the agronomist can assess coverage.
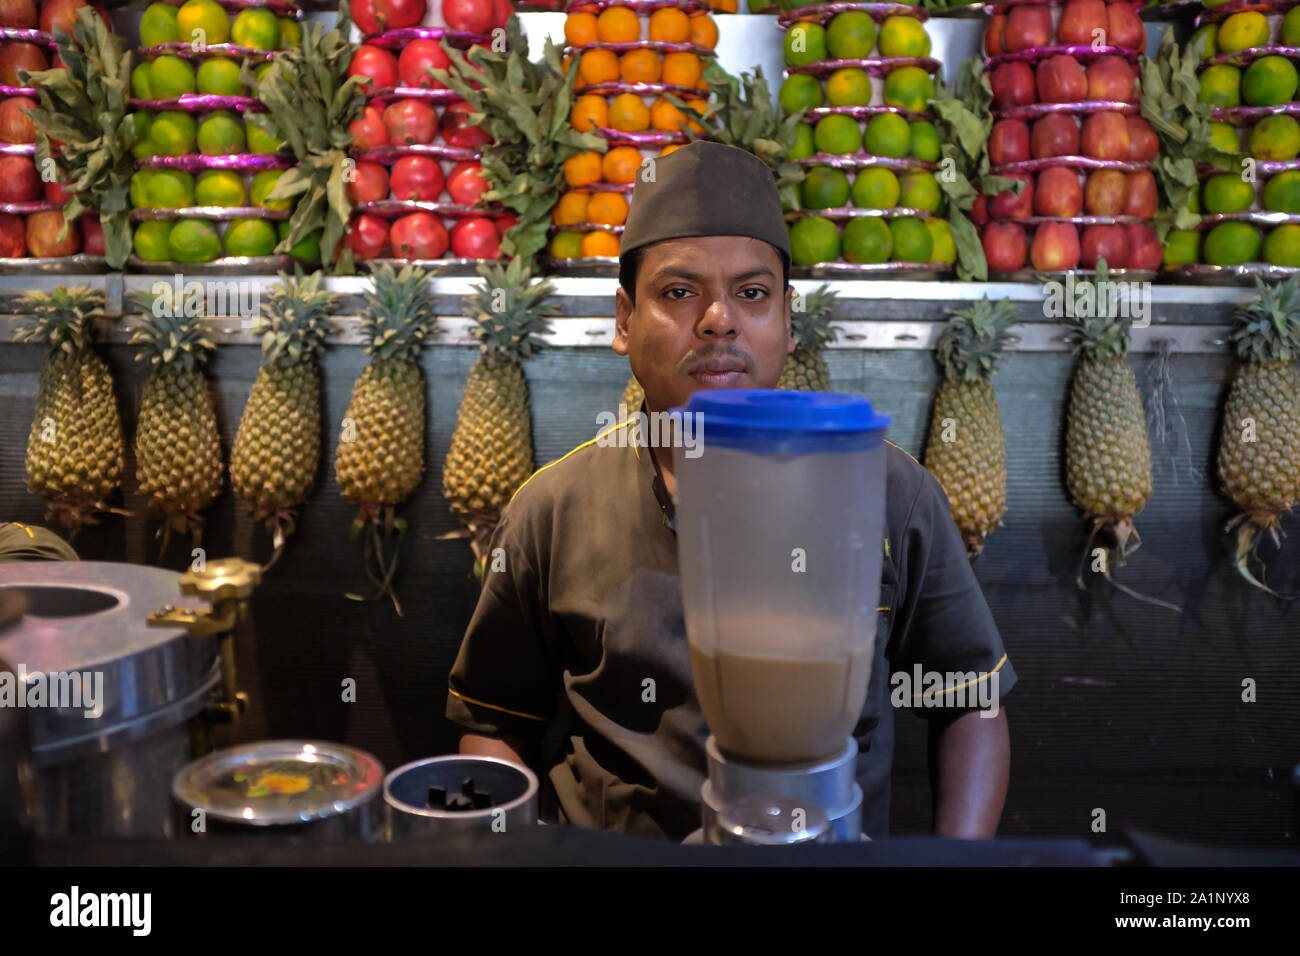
[2,329,1297,848]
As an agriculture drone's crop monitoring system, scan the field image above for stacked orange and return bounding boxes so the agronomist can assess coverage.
[553,3,716,259]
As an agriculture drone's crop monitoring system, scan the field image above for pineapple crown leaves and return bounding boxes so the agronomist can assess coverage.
[936,297,1020,383]
[23,8,135,269]
[430,22,606,264]
[789,284,841,354]
[125,291,219,372]
[1063,261,1134,361]
[248,2,366,272]
[360,264,439,361]
[666,62,807,210]
[14,285,108,356]
[463,256,558,367]
[252,269,342,368]
[1230,275,1300,364]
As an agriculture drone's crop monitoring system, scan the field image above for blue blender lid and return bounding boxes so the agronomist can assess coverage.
[672,390,891,452]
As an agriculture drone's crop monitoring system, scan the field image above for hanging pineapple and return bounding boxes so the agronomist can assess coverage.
[334,264,437,614]
[444,257,557,570]
[15,286,124,534]
[777,284,840,391]
[127,291,224,553]
[620,376,645,414]
[231,271,339,556]
[923,297,1018,556]
[1216,276,1300,594]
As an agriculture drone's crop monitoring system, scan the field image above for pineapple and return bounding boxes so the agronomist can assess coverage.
[15,286,124,533]
[127,292,223,550]
[334,264,437,612]
[620,376,644,414]
[777,284,839,391]
[444,257,556,565]
[231,271,339,547]
[1216,276,1300,592]
[923,297,1018,556]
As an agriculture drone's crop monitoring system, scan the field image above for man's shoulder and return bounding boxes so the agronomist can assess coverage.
[505,418,640,518]
[884,439,937,517]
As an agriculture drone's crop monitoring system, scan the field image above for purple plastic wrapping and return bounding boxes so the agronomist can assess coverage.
[129,95,267,113]
[0,28,53,47]
[360,256,505,273]
[1197,158,1300,177]
[576,81,707,98]
[786,56,942,79]
[790,261,955,278]
[1193,0,1289,29]
[0,254,108,274]
[1199,46,1300,71]
[586,181,636,193]
[784,206,936,221]
[593,126,687,146]
[777,3,930,27]
[1212,103,1300,125]
[566,0,711,15]
[366,87,464,104]
[0,85,37,98]
[985,46,1141,71]
[565,40,718,56]
[0,201,61,215]
[993,100,1138,121]
[127,253,300,275]
[130,206,291,222]
[354,200,509,219]
[804,104,935,122]
[1195,211,1300,230]
[547,222,625,235]
[992,156,1153,174]
[137,43,281,62]
[793,152,938,171]
[137,153,295,172]
[162,0,304,17]
[362,27,491,50]
[353,144,482,164]
[1165,262,1300,284]
[0,144,36,156]
[996,214,1151,226]
[989,267,1157,282]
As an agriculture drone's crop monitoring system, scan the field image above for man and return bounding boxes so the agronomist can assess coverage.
[446,141,1014,840]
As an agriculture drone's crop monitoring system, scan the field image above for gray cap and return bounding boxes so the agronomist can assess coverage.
[618,141,790,290]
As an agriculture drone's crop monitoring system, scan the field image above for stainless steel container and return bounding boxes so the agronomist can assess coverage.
[384,755,539,840]
[0,561,220,839]
[172,739,384,841]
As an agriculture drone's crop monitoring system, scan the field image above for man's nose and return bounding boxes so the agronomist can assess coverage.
[697,293,737,338]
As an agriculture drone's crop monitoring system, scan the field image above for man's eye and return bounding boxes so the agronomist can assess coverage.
[739,288,768,300]
[665,288,691,300]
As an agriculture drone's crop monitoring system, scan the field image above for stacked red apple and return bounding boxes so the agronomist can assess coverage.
[343,0,513,264]
[973,0,1163,274]
[0,0,108,261]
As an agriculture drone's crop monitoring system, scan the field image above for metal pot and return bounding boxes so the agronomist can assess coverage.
[172,740,384,842]
[384,755,538,840]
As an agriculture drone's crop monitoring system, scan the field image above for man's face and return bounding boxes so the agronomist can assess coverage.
[612,235,794,413]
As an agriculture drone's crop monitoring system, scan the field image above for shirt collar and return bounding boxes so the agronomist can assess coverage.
[631,400,676,534]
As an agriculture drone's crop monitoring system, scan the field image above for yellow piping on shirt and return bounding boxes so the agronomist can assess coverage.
[448,687,548,722]
[508,418,638,507]
[910,653,1009,701]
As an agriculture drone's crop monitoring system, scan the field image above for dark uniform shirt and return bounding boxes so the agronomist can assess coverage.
[446,411,1017,841]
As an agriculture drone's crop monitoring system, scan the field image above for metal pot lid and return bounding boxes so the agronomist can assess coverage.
[173,740,384,826]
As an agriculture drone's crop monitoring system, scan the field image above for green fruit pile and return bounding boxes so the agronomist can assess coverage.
[777,9,950,266]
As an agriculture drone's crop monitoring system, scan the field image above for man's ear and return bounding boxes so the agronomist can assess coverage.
[785,285,796,356]
[612,285,633,357]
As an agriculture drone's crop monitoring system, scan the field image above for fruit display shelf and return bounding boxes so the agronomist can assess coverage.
[1162,0,1300,279]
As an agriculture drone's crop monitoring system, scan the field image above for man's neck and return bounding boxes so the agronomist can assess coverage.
[641,402,677,499]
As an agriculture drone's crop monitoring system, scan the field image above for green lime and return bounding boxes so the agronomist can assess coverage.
[146,168,196,208]
[123,112,153,150]
[852,167,900,209]
[1250,114,1300,161]
[1242,56,1299,108]
[826,68,873,107]
[232,8,280,51]
[1263,223,1300,266]
[826,11,876,59]
[1203,220,1262,265]
[1197,65,1241,109]
[134,220,173,262]
[788,216,841,265]
[140,2,181,47]
[149,111,197,156]
[132,138,159,159]
[245,116,285,153]
[1190,23,1217,59]
[277,17,300,51]
[1284,5,1300,47]
[878,15,930,58]
[149,54,197,98]
[842,216,891,263]
[194,169,247,206]
[129,170,153,208]
[550,229,582,258]
[899,171,941,213]
[1201,172,1254,214]
[197,111,246,155]
[250,168,290,210]
[813,114,862,155]
[801,165,851,209]
[907,121,941,162]
[279,220,320,260]
[889,216,933,262]
[883,66,933,112]
[1262,170,1300,212]
[783,22,828,68]
[255,62,272,84]
[1216,11,1270,53]
[1209,120,1241,155]
[788,124,815,160]
[168,218,223,263]
[224,217,277,257]
[1162,230,1201,268]
[196,57,247,96]
[779,73,824,114]
[130,62,153,99]
[863,112,911,158]
[924,217,955,264]
[175,0,230,46]
[1186,184,1201,214]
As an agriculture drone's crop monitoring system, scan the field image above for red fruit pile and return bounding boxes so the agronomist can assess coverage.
[977,0,1160,273]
